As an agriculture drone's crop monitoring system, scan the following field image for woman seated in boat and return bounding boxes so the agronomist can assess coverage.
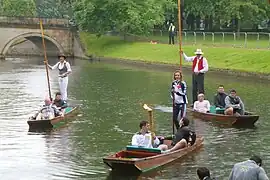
[224,89,245,116]
[193,93,210,113]
[131,120,168,151]
[32,98,63,120]
[53,92,68,111]
[164,117,196,153]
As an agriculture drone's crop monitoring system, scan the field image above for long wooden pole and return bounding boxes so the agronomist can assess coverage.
[177,0,183,70]
[172,94,175,135]
[39,19,52,100]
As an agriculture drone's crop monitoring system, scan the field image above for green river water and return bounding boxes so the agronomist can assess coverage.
[0,57,269,180]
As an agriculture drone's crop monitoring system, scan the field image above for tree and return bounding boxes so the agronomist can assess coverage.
[36,0,72,18]
[183,0,270,32]
[70,0,175,35]
[217,0,269,32]
[0,0,36,17]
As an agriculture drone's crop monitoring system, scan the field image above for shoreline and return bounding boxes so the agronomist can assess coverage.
[93,56,270,80]
[79,33,270,77]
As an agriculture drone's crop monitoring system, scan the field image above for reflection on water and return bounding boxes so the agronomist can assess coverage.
[0,57,270,180]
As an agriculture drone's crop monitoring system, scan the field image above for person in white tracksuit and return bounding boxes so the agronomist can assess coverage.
[48,54,72,101]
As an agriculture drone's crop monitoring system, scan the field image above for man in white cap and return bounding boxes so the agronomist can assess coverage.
[181,49,209,105]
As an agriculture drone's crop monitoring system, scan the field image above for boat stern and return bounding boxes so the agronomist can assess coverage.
[27,119,53,132]
[103,156,141,174]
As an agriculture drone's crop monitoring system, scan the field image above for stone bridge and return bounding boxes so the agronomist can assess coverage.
[0,16,83,59]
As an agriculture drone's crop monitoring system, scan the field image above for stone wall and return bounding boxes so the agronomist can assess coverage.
[0,16,69,28]
[0,27,73,58]
[0,16,87,59]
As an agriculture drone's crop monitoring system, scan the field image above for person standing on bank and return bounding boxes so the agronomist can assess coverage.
[181,49,208,105]
[48,54,72,101]
[168,22,176,45]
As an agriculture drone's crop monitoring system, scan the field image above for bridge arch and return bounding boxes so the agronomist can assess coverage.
[1,32,65,56]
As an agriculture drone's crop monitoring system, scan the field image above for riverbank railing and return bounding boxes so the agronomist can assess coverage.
[139,30,270,49]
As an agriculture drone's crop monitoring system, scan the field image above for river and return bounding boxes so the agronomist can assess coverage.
[0,57,269,180]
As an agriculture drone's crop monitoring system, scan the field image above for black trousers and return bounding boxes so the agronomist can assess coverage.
[173,103,186,130]
[169,34,175,44]
[192,73,205,103]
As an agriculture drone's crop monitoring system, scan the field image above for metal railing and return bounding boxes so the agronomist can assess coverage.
[146,30,270,49]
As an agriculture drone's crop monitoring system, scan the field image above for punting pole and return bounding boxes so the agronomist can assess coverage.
[39,19,52,100]
[177,0,183,70]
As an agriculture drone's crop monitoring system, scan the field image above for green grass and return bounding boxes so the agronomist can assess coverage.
[80,32,270,74]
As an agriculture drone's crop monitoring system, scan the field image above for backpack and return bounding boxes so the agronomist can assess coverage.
[189,130,196,146]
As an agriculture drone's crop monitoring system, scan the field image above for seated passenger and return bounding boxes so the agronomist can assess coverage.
[213,85,227,108]
[193,93,210,113]
[32,98,63,120]
[225,89,245,116]
[131,120,168,151]
[53,92,68,111]
[164,117,196,153]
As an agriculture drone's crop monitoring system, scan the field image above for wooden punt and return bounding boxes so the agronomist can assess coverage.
[187,106,259,127]
[27,106,78,131]
[103,136,204,174]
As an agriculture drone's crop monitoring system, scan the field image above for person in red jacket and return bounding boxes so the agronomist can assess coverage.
[181,49,209,105]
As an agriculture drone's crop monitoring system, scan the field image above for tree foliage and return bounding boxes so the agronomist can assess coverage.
[64,0,269,34]
[36,0,72,18]
[70,0,175,35]
[1,0,268,33]
[0,0,36,17]
[184,0,270,29]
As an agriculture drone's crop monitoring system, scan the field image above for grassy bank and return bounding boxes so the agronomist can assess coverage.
[80,32,270,74]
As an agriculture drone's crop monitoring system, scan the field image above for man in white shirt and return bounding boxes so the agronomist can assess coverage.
[181,49,209,105]
[193,93,210,113]
[131,120,168,151]
[32,98,63,120]
[48,54,72,101]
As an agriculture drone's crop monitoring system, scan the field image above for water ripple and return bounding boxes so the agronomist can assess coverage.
[1,59,270,180]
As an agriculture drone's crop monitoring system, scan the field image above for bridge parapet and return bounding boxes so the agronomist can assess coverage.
[0,16,70,28]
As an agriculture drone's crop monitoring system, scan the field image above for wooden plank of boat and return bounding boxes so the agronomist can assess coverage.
[103,136,204,174]
[27,106,78,131]
[187,107,259,127]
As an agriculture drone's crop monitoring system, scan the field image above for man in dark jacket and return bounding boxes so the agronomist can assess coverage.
[53,92,68,111]
[225,89,245,115]
[163,117,195,153]
[213,85,227,108]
